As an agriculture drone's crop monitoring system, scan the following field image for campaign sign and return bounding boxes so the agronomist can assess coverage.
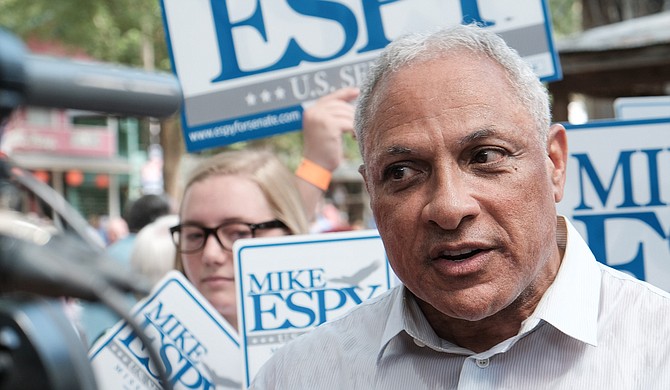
[614,96,670,120]
[159,0,561,151]
[233,229,394,388]
[557,117,670,291]
[89,271,242,390]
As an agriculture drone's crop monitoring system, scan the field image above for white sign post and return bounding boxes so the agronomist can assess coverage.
[557,117,670,291]
[160,0,561,151]
[233,229,396,388]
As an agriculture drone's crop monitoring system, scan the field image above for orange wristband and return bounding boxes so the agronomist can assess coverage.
[295,158,332,191]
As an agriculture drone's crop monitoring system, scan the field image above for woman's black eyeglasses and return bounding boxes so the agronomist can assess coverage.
[170,219,288,253]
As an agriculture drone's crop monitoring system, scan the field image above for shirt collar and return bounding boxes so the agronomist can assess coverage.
[378,286,454,361]
[378,216,601,360]
[526,216,600,346]
[378,286,410,358]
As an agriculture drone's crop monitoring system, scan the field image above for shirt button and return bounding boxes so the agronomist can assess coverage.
[413,339,426,347]
[475,358,490,368]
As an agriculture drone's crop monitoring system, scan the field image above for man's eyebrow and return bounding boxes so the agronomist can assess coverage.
[459,128,496,145]
[386,146,412,155]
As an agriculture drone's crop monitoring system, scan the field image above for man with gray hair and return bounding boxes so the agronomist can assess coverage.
[251,23,670,389]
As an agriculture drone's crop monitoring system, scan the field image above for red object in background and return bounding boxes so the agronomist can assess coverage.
[2,109,116,158]
[32,170,50,183]
[66,170,84,187]
[95,174,109,189]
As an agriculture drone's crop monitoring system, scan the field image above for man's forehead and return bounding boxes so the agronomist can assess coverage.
[368,127,500,155]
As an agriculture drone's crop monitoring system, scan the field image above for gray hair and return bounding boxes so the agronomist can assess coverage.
[354,23,551,158]
[131,214,180,287]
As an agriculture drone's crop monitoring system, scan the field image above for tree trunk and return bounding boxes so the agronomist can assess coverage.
[160,116,184,201]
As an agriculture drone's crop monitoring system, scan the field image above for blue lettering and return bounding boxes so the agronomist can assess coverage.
[309,268,326,289]
[287,270,307,290]
[249,273,278,294]
[171,327,207,362]
[573,150,639,210]
[316,288,348,325]
[209,0,266,82]
[209,1,501,84]
[285,0,358,61]
[251,291,318,330]
[573,212,667,281]
[285,290,317,328]
[210,0,357,82]
[357,0,398,53]
[144,302,207,362]
[118,303,210,388]
[460,0,495,26]
[250,283,380,330]
[161,343,213,389]
[146,301,171,324]
[251,292,285,331]
[640,149,667,207]
[119,314,164,381]
[249,268,326,294]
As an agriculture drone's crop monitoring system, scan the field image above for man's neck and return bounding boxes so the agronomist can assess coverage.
[417,284,547,353]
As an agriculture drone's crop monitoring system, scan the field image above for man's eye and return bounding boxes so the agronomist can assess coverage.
[383,165,417,182]
[471,148,506,164]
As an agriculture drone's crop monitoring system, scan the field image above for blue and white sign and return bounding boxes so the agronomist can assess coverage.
[614,96,670,120]
[160,0,561,151]
[557,118,670,291]
[89,271,242,390]
[233,229,396,388]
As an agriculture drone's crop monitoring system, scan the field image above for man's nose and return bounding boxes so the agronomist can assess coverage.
[421,169,481,231]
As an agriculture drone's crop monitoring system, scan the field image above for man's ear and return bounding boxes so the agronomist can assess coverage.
[358,164,371,195]
[547,123,568,203]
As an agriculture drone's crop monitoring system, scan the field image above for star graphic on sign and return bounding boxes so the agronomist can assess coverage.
[245,93,257,106]
[260,90,272,103]
[274,86,286,100]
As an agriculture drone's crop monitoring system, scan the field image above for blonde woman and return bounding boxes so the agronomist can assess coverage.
[171,87,358,329]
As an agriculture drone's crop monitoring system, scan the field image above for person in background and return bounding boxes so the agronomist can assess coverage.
[104,216,129,246]
[251,24,670,389]
[130,214,180,290]
[81,193,174,345]
[170,87,359,330]
[296,87,359,222]
[310,199,352,233]
[106,193,174,265]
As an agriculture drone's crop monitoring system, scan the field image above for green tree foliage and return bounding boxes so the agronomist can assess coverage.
[0,0,169,70]
[549,0,582,37]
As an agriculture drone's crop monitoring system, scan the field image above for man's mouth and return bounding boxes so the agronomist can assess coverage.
[438,249,484,262]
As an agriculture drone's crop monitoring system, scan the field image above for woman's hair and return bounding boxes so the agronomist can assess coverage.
[175,149,309,271]
[355,23,551,158]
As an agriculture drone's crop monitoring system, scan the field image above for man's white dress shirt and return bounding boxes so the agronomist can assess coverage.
[252,217,670,389]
